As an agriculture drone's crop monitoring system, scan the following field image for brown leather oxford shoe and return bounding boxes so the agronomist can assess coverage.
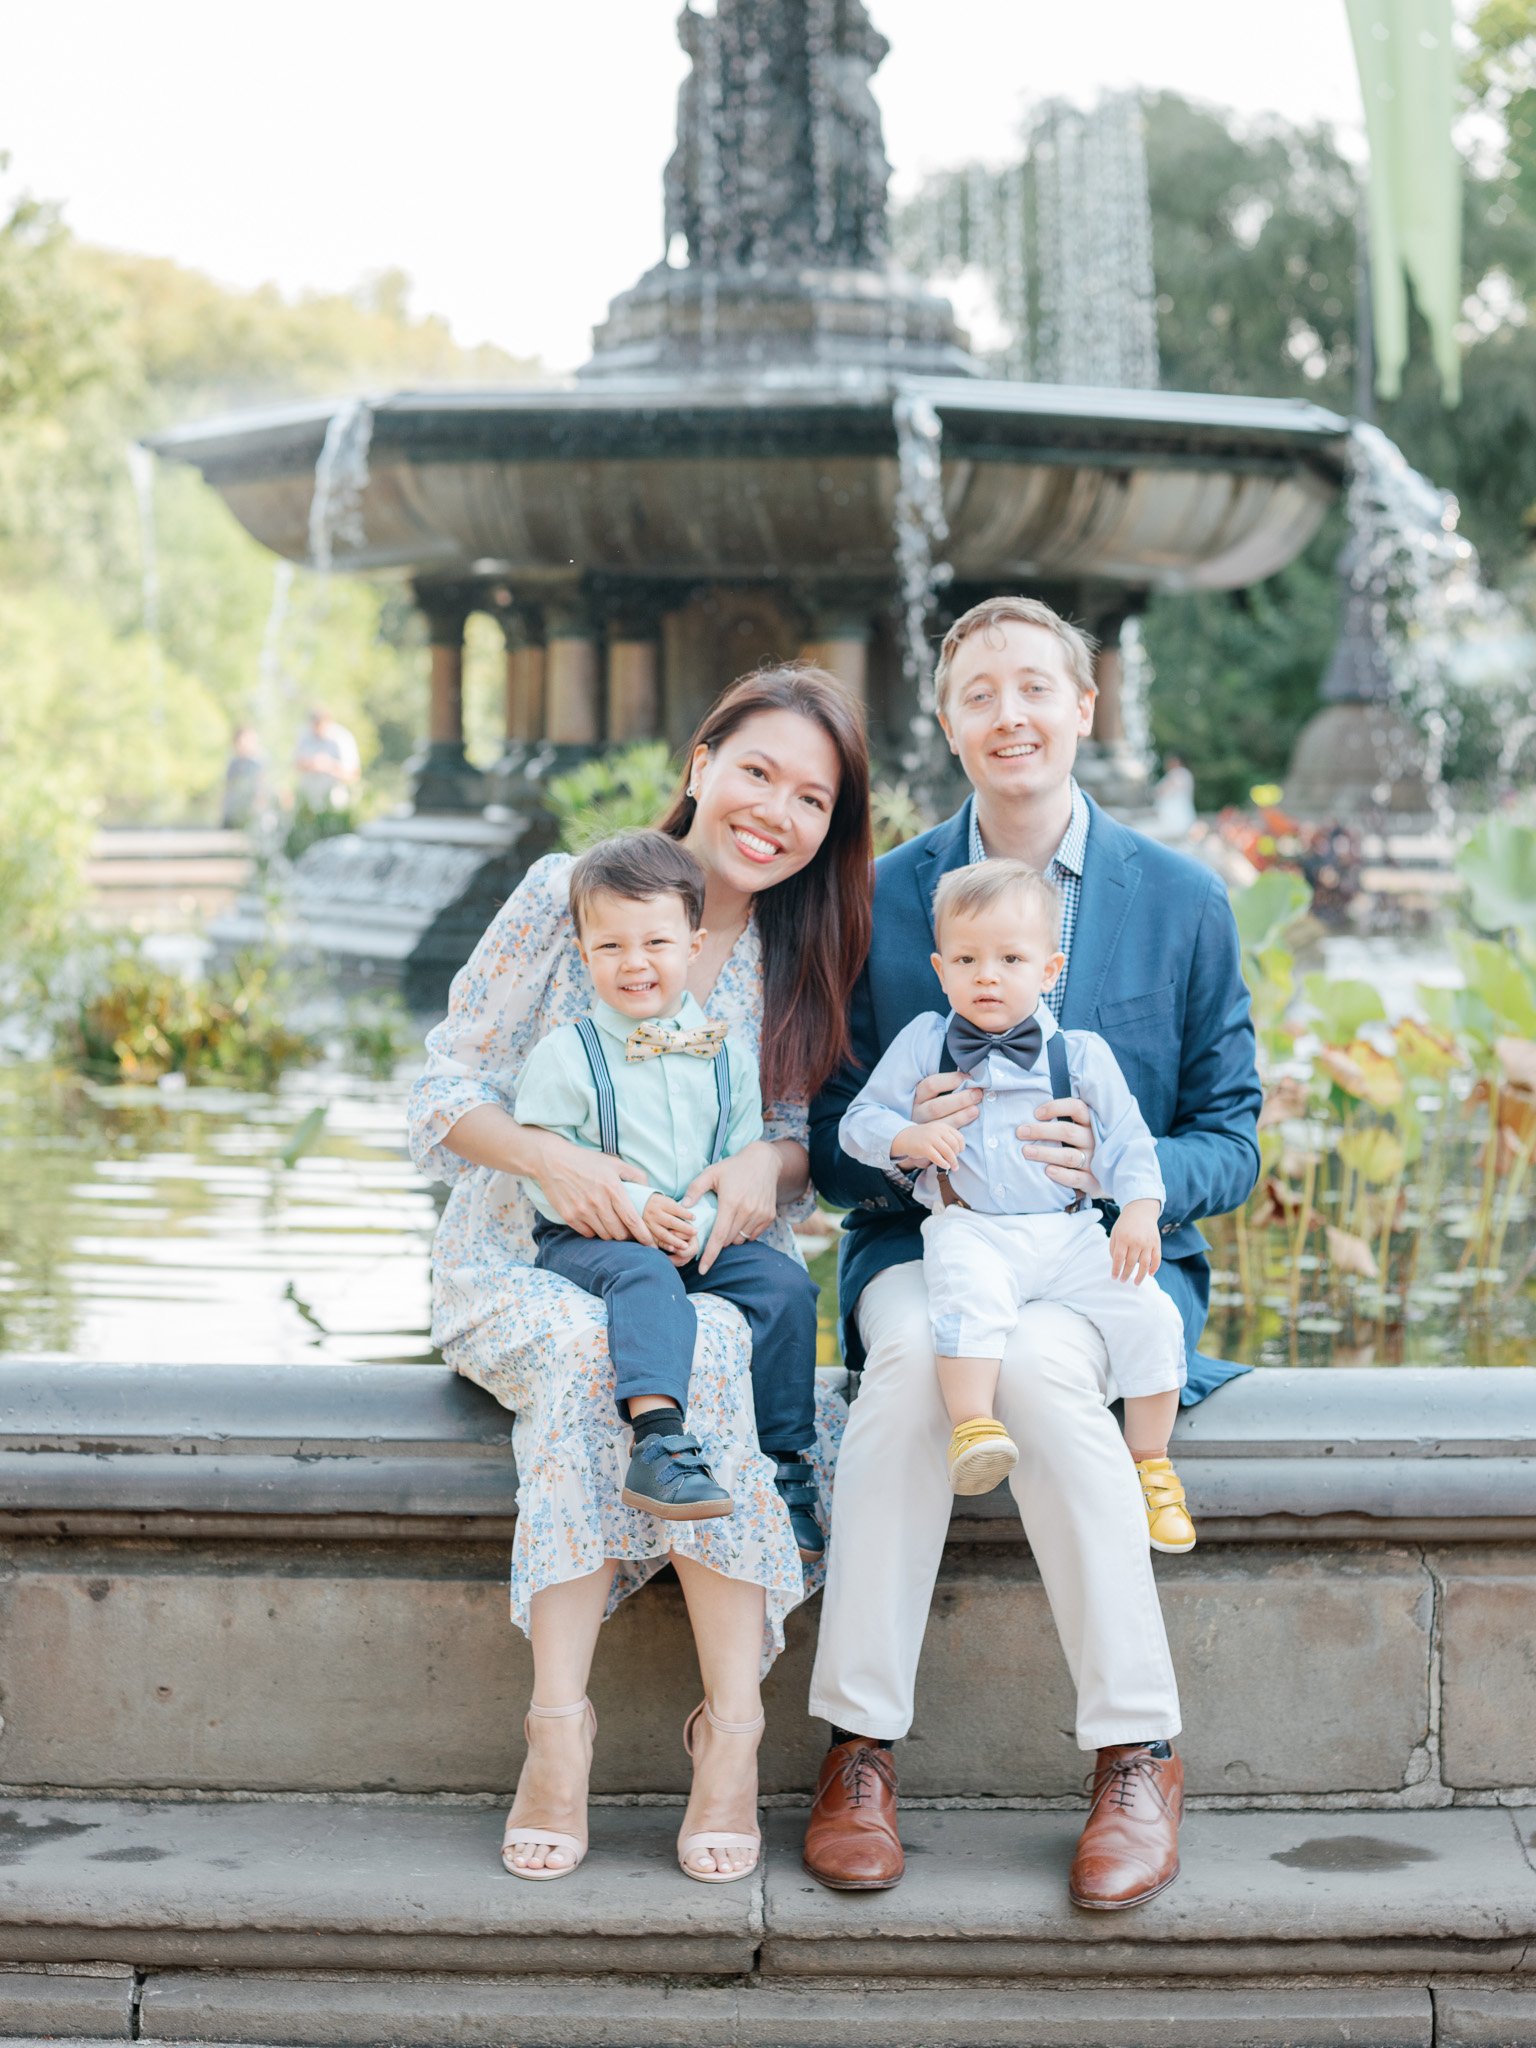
[801,1739,904,1890]
[1068,1742,1184,1910]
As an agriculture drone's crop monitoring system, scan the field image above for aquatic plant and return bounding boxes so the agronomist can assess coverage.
[1203,820,1536,1366]
[55,946,320,1091]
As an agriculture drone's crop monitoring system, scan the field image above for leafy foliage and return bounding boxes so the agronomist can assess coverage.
[546,744,679,852]
[56,947,320,1089]
[1204,824,1536,1366]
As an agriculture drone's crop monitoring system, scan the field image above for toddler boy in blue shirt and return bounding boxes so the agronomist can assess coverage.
[513,830,822,1558]
[839,858,1195,1552]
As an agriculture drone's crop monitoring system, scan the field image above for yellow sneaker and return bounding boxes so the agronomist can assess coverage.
[1137,1457,1196,1553]
[947,1418,1019,1496]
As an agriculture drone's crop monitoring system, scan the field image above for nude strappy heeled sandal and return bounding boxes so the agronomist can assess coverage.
[677,1700,764,1884]
[502,1697,597,1880]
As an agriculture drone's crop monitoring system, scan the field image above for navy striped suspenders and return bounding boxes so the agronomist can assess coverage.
[1045,1029,1071,1102]
[1045,1030,1088,1214]
[573,1017,733,1166]
[707,1044,731,1165]
[573,1018,621,1156]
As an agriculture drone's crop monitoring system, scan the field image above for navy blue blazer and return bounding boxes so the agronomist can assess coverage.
[810,796,1262,1403]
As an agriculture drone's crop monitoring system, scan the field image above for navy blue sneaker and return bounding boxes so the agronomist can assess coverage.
[773,1455,824,1562]
[621,1431,734,1521]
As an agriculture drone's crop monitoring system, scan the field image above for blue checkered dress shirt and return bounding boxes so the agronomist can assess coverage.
[966,779,1088,1020]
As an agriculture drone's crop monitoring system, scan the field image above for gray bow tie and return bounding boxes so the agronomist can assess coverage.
[945,1010,1043,1075]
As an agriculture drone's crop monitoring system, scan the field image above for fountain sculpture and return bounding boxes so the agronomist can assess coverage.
[149,0,1350,1006]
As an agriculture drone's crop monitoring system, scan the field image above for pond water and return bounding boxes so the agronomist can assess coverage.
[0,917,1527,1371]
[0,1060,437,1365]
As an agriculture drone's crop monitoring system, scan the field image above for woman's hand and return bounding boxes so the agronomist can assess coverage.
[910,1069,984,1131]
[685,1140,781,1274]
[530,1132,658,1245]
[1019,1097,1105,1199]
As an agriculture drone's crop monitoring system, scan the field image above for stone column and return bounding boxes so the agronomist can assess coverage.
[606,611,662,743]
[409,582,488,814]
[799,612,872,700]
[1071,602,1151,815]
[544,599,603,747]
[498,603,546,748]
[1091,635,1126,746]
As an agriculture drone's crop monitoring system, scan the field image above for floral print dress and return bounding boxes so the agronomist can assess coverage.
[407,853,838,1669]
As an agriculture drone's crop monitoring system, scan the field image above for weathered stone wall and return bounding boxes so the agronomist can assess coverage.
[1,1362,1531,1806]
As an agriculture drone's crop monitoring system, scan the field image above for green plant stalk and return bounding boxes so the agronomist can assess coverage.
[1397,1080,1453,1307]
[1375,1172,1401,1336]
[1464,1079,1502,1296]
[1489,1125,1536,1283]
[1287,1150,1318,1333]
[1233,1203,1254,1310]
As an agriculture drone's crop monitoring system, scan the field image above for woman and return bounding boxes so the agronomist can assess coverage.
[407,666,871,1882]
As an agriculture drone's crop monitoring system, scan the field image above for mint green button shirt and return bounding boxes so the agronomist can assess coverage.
[512,993,764,1244]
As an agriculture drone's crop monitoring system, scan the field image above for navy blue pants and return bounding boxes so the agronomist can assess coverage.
[533,1219,819,1458]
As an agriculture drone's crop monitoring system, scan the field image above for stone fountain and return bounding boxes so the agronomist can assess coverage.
[150,0,1350,1007]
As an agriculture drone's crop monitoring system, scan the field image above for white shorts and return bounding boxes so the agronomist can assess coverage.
[920,1205,1187,1401]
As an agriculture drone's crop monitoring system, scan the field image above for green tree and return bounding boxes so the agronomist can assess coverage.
[896,32,1536,805]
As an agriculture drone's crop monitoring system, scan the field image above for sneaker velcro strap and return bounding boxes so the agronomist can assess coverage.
[643,1432,715,1479]
[774,1459,818,1507]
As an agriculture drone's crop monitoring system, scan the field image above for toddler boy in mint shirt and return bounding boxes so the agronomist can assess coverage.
[513,830,822,1556]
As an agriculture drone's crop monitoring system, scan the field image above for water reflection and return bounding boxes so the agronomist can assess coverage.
[0,1061,437,1365]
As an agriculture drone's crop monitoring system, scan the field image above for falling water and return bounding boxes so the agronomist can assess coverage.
[126,443,161,640]
[1343,422,1531,816]
[256,560,295,758]
[892,390,953,795]
[897,92,1157,388]
[1118,615,1154,764]
[307,399,374,575]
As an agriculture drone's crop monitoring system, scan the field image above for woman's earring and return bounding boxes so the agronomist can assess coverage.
[686,781,698,799]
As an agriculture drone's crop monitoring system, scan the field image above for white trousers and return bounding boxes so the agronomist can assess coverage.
[922,1206,1187,1401]
[809,1261,1182,1750]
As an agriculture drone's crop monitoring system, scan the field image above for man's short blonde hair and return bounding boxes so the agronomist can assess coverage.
[934,595,1099,715]
[932,859,1062,946]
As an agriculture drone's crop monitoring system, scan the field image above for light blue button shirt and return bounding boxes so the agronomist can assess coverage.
[839,1002,1165,1217]
[513,993,763,1242]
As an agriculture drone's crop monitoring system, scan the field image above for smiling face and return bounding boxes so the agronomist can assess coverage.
[931,896,1065,1034]
[575,889,704,1020]
[939,620,1096,805]
[682,707,840,898]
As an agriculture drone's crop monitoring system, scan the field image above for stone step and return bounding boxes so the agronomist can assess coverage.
[1,1799,1534,2044]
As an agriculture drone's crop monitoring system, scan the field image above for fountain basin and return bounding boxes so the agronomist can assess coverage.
[150,377,1348,595]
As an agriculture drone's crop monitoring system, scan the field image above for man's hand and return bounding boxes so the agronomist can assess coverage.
[891,1120,965,1173]
[910,1069,984,1131]
[643,1192,698,1264]
[1020,1096,1105,1198]
[1109,1198,1163,1284]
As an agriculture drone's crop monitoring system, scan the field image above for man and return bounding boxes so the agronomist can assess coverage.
[293,707,362,812]
[804,596,1261,1908]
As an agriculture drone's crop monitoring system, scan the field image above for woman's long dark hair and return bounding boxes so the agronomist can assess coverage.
[656,666,872,1105]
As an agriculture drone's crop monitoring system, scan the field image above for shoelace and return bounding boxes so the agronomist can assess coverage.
[838,1744,897,1809]
[1083,1749,1171,1817]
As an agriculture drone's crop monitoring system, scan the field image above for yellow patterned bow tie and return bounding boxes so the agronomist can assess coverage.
[624,1019,727,1063]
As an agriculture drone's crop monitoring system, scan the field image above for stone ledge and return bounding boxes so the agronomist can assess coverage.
[1435,1983,1536,2047]
[0,1539,1446,1798]
[0,1965,132,2040]
[3,1362,1533,1538]
[1,1800,1531,1985]
[758,1808,1536,1979]
[134,1974,1439,2048]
